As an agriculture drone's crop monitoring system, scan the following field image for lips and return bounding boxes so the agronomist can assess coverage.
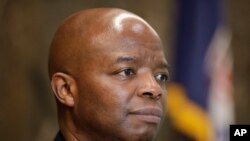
[128,107,163,124]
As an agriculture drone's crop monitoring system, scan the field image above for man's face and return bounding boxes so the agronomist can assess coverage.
[73,20,169,141]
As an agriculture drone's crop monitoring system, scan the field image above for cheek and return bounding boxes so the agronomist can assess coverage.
[77,74,134,122]
[98,80,134,116]
[161,92,167,113]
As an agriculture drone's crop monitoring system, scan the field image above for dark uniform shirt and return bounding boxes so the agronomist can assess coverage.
[54,131,65,141]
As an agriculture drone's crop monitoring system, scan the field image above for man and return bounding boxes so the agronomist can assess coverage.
[49,8,169,141]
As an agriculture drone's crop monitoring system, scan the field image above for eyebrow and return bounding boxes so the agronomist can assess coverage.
[114,56,171,71]
[115,56,136,64]
[160,62,171,70]
[156,62,170,75]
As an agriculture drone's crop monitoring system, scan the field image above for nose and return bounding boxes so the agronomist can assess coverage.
[137,72,162,100]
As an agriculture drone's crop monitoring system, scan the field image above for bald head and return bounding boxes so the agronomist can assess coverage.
[48,8,161,79]
[49,8,168,141]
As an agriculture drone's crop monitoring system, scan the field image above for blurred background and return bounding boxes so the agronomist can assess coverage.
[0,0,249,141]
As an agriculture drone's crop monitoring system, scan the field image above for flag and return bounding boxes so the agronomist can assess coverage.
[167,0,234,141]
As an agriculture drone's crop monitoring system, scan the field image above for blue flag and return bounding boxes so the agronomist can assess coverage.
[167,0,234,141]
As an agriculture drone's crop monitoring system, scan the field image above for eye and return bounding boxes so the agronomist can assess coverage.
[155,74,169,83]
[117,68,135,77]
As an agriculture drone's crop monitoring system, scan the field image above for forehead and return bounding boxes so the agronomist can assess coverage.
[77,11,167,66]
[86,41,167,69]
[89,29,165,61]
[87,11,162,50]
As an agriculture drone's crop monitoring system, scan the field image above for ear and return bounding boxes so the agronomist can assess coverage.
[51,72,77,107]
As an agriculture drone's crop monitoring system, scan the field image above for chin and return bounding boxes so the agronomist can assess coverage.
[127,133,155,141]
[137,132,155,141]
[121,126,158,141]
[138,127,158,140]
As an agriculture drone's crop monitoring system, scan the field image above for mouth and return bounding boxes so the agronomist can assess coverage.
[128,107,162,124]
